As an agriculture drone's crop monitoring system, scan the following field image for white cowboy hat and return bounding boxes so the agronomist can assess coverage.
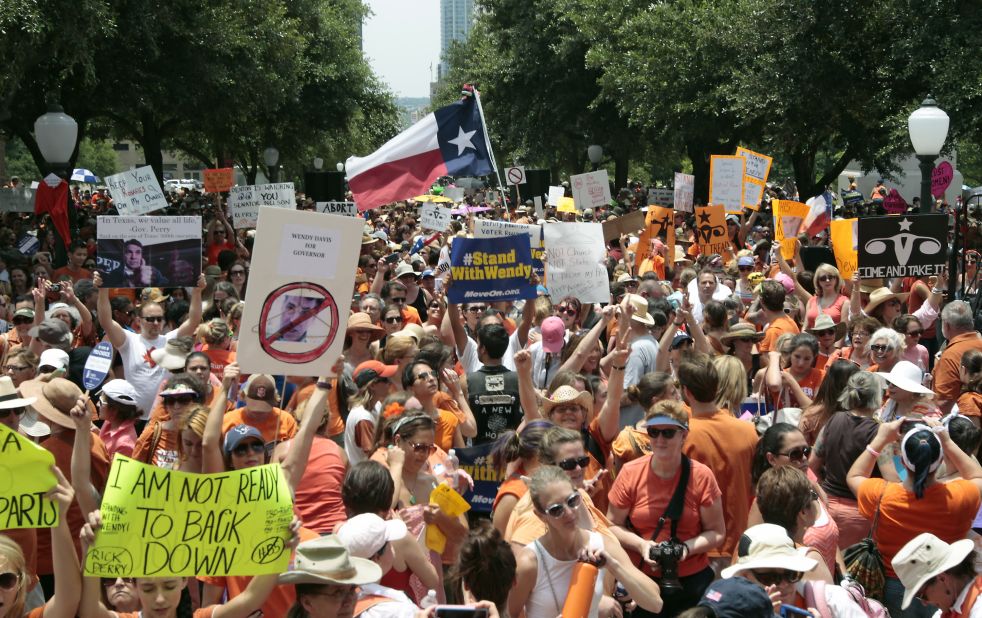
[877,360,934,395]
[625,293,654,326]
[721,524,817,579]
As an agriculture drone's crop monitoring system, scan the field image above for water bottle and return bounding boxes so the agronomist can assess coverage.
[420,589,439,609]
[446,449,459,474]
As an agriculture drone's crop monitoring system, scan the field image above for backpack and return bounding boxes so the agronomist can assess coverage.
[804,579,888,618]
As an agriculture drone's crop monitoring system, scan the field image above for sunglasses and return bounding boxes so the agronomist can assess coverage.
[163,395,196,406]
[390,297,407,304]
[12,318,32,325]
[0,407,26,420]
[557,455,590,471]
[738,265,753,272]
[230,269,246,276]
[384,316,402,324]
[428,303,441,309]
[818,275,836,282]
[776,446,812,462]
[0,572,20,590]
[232,441,266,457]
[466,306,486,313]
[557,307,577,316]
[540,492,582,518]
[813,329,835,337]
[869,344,889,353]
[907,330,923,337]
[408,441,437,455]
[102,577,136,587]
[142,316,165,323]
[414,370,436,382]
[647,427,681,440]
[751,569,802,586]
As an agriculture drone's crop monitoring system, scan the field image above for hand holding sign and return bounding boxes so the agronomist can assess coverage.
[0,422,60,529]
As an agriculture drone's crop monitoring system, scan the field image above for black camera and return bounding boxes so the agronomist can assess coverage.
[649,540,685,593]
[49,283,61,293]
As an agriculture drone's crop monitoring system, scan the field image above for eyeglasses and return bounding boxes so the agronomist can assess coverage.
[232,441,266,457]
[4,365,29,372]
[230,269,246,276]
[813,329,835,337]
[428,303,441,309]
[0,407,25,420]
[557,455,590,471]
[466,305,486,313]
[390,297,407,304]
[750,569,802,586]
[818,275,836,282]
[907,330,923,337]
[408,441,437,455]
[0,572,20,590]
[540,492,582,518]
[557,307,577,316]
[102,577,135,588]
[384,316,402,324]
[647,427,681,440]
[869,344,889,353]
[916,577,938,602]
[163,395,196,406]
[142,316,165,323]
[414,371,436,382]
[776,446,812,462]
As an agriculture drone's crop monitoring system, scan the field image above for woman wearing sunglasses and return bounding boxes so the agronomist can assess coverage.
[893,314,930,373]
[508,466,664,618]
[607,401,725,616]
[490,420,554,534]
[867,328,905,374]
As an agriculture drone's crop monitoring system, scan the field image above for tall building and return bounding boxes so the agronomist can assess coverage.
[439,0,474,78]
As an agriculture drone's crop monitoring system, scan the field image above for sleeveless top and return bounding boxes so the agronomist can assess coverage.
[525,531,605,618]
[803,499,840,576]
[944,575,982,618]
[806,294,848,329]
[292,436,347,534]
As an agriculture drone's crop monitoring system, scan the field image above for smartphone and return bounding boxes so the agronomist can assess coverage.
[434,606,489,618]
[384,253,401,264]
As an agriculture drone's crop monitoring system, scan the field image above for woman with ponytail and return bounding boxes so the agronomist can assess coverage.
[847,418,982,618]
[490,420,554,534]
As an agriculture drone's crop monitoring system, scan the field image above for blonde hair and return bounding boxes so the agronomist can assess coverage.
[713,355,748,412]
[382,336,415,364]
[812,264,842,298]
[0,535,27,615]
[178,405,209,462]
[647,399,688,426]
[533,296,553,327]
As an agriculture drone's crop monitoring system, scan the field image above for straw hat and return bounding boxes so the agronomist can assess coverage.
[806,314,847,340]
[540,385,594,416]
[624,293,654,326]
[719,322,765,342]
[863,287,909,315]
[150,336,195,371]
[346,312,384,341]
[893,533,975,610]
[277,535,381,587]
[19,377,82,429]
[858,278,884,294]
[0,376,36,410]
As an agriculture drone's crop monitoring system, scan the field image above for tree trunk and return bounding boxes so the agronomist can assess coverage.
[141,112,165,186]
[687,142,711,204]
[614,147,630,193]
[791,149,817,202]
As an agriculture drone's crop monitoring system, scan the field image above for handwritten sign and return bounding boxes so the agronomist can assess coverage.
[931,162,954,198]
[830,218,858,279]
[203,168,234,193]
[444,187,465,203]
[315,201,357,217]
[0,187,36,213]
[0,422,59,529]
[420,203,451,232]
[709,155,746,214]
[105,166,168,216]
[647,188,674,206]
[547,186,565,207]
[473,219,542,247]
[84,456,293,577]
[544,222,610,304]
[228,183,296,229]
[693,205,730,258]
[570,170,611,210]
[635,206,675,275]
[772,200,810,260]
[674,173,694,213]
[883,189,909,214]
[448,235,536,305]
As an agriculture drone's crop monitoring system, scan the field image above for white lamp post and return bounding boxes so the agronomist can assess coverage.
[312,157,323,171]
[908,96,950,213]
[587,144,603,171]
[34,103,78,173]
[336,162,344,173]
[263,146,280,182]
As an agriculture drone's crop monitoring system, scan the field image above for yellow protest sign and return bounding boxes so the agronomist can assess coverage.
[693,205,732,260]
[84,456,294,577]
[425,483,471,554]
[830,218,858,279]
[557,197,577,214]
[735,147,773,211]
[773,200,810,260]
[636,206,675,275]
[0,422,59,529]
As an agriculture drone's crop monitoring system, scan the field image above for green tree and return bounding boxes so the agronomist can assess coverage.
[76,138,119,180]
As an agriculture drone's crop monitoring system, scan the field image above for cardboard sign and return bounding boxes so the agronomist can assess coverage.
[0,422,59,529]
[772,200,810,260]
[557,197,577,214]
[601,209,646,242]
[647,188,674,206]
[203,168,234,193]
[420,203,451,232]
[543,222,610,304]
[17,234,40,256]
[84,456,294,577]
[448,235,536,304]
[83,341,114,391]
[857,214,947,279]
[636,206,675,275]
[453,441,500,513]
[883,189,909,214]
[505,166,526,186]
[238,208,361,376]
[444,187,465,203]
[547,186,565,206]
[709,155,746,214]
[228,183,296,229]
[932,162,954,197]
[673,172,694,213]
[830,218,858,279]
[315,201,357,217]
[570,170,611,210]
[97,216,202,288]
[473,219,542,247]
[735,147,772,210]
[692,205,730,258]
[105,166,168,216]
[533,196,544,218]
[0,187,36,213]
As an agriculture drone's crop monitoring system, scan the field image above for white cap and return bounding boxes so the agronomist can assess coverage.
[102,379,139,406]
[336,513,407,559]
[38,349,69,372]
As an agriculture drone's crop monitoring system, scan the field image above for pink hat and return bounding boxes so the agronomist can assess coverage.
[773,272,795,295]
[540,316,566,354]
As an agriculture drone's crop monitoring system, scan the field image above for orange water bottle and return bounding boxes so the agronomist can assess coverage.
[561,562,599,618]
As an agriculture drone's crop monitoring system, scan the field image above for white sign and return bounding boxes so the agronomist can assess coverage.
[543,222,610,304]
[533,196,544,219]
[473,219,542,247]
[105,166,168,216]
[674,173,694,212]
[420,203,451,232]
[505,166,526,186]
[228,182,296,228]
[570,170,611,210]
[647,188,674,206]
[316,201,356,216]
[709,155,745,214]
[0,187,35,213]
[547,186,565,206]
[444,187,465,203]
[96,216,203,288]
[238,209,362,376]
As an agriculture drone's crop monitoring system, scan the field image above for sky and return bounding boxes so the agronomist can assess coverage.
[363,0,441,99]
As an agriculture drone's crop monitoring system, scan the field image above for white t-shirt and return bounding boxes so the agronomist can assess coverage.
[344,402,380,465]
[119,328,178,418]
[459,332,521,374]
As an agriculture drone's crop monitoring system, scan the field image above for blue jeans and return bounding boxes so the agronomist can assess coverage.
[884,576,936,618]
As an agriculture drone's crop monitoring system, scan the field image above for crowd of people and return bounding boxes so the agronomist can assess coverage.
[0,176,981,618]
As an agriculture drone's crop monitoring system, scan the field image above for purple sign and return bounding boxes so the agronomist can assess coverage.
[883,189,908,214]
[931,161,953,197]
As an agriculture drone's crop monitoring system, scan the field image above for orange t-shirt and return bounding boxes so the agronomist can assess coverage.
[401,306,422,326]
[683,409,758,559]
[935,333,982,404]
[859,477,981,577]
[759,315,800,354]
[492,474,528,513]
[432,408,460,452]
[285,382,343,437]
[51,265,92,283]
[201,344,237,381]
[957,391,982,418]
[118,609,215,618]
[222,407,298,444]
[433,391,464,426]
[773,367,825,408]
[611,427,651,472]
[608,456,721,577]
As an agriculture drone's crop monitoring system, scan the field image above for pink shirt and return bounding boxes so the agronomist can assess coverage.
[98,419,137,460]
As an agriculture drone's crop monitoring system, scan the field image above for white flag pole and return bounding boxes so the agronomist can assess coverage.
[473,88,509,206]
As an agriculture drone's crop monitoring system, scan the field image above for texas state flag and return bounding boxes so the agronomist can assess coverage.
[346,97,494,211]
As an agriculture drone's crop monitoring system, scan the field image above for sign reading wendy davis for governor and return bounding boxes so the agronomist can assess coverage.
[448,235,536,304]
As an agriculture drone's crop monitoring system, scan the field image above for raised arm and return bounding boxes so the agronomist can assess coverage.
[279,362,341,491]
[79,511,114,618]
[558,306,613,375]
[213,519,301,618]
[441,366,477,438]
[202,363,235,474]
[68,396,100,519]
[43,466,82,618]
[62,284,94,339]
[654,313,677,374]
[596,333,629,443]
[176,273,206,337]
[846,419,902,496]
[777,241,812,303]
[93,272,126,348]
[27,283,47,356]
[679,307,711,355]
[514,348,541,422]
[446,295,469,358]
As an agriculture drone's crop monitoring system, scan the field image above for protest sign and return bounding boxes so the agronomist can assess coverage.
[444,187,465,203]
[0,187,36,213]
[105,166,168,216]
[543,222,610,304]
[829,219,858,279]
[601,209,645,242]
[203,168,234,193]
[857,214,946,279]
[83,341,114,391]
[647,188,674,206]
[453,442,499,513]
[636,207,675,275]
[84,456,293,577]
[0,422,59,529]
[772,200,810,260]
[557,197,576,214]
[315,201,357,217]
[692,205,731,258]
[473,219,542,247]
[735,147,773,210]
[448,235,536,305]
[424,484,470,553]
[238,208,361,376]
[17,234,40,256]
[420,203,451,232]
[883,189,909,214]
[97,216,202,288]
[533,196,544,218]
[228,183,296,229]
[932,162,954,197]
[709,155,746,214]
[505,166,526,186]
[547,186,565,206]
[570,170,611,210]
[673,172,694,213]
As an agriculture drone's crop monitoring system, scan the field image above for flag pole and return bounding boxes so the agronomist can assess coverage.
[473,87,508,206]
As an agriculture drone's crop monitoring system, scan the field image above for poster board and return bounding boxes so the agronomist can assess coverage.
[735,147,773,210]
[105,166,168,216]
[543,222,610,303]
[647,188,674,206]
[447,235,536,304]
[636,206,675,275]
[0,187,36,213]
[547,186,565,206]
[420,203,451,232]
[570,170,611,210]
[673,173,694,213]
[772,200,810,260]
[228,183,296,229]
[830,219,858,279]
[315,201,357,216]
[473,219,542,247]
[96,216,202,288]
[709,155,746,214]
[237,208,361,376]
[601,209,646,242]
[857,214,947,279]
[0,422,59,529]
[203,168,234,193]
[692,205,731,258]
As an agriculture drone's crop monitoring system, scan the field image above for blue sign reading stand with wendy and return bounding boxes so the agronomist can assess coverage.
[448,235,536,305]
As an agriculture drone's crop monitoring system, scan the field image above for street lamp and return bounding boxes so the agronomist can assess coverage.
[263,146,279,182]
[908,96,950,213]
[312,157,323,171]
[587,145,603,172]
[35,103,78,174]
[336,162,344,173]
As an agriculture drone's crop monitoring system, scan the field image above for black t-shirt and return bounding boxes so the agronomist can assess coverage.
[817,411,881,499]
[466,364,522,444]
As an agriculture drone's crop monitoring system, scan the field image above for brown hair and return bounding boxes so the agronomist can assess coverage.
[538,426,582,465]
[756,466,814,538]
[677,353,718,403]
[449,520,516,614]
[646,399,688,426]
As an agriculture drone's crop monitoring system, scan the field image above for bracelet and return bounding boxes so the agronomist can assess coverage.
[931,288,946,295]
[316,381,333,390]
[865,444,881,458]
[612,365,626,371]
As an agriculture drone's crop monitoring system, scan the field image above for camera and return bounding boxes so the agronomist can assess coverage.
[49,284,61,293]
[649,540,686,593]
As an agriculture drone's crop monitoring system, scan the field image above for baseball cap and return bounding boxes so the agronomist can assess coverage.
[737,256,754,267]
[223,424,266,455]
[336,513,407,559]
[28,319,73,349]
[102,379,139,406]
[644,415,688,430]
[38,348,69,372]
[244,374,277,411]
[13,308,35,321]
[671,334,693,350]
[540,316,566,354]
[698,577,775,618]
[353,361,399,389]
[773,272,795,295]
